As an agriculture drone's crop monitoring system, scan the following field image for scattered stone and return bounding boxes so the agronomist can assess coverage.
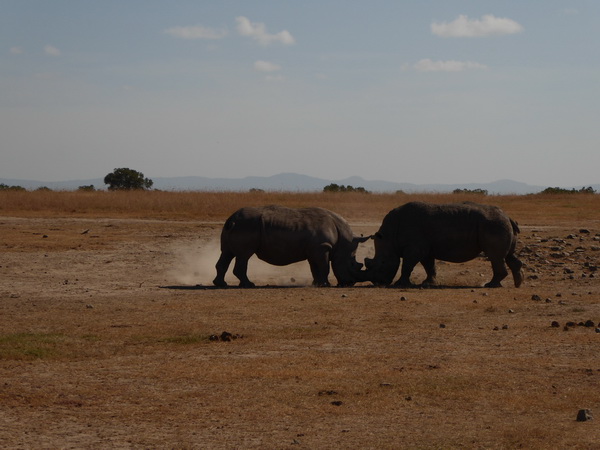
[493,326,499,331]
[585,320,596,328]
[551,321,560,328]
[400,296,407,301]
[331,401,343,406]
[85,304,94,309]
[209,331,242,342]
[531,294,542,301]
[566,321,577,327]
[502,324,509,330]
[341,294,348,298]
[546,298,552,303]
[577,409,593,422]
[318,390,338,396]
[508,309,515,314]
[596,328,600,333]
[439,323,446,328]
[579,229,590,234]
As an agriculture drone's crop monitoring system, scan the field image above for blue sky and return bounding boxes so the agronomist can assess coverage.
[2,1,599,186]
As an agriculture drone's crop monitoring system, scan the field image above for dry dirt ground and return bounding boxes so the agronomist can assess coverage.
[1,215,600,448]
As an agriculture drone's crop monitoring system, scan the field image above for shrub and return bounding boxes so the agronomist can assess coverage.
[0,183,26,191]
[540,186,596,195]
[104,168,153,191]
[453,188,488,195]
[323,184,370,193]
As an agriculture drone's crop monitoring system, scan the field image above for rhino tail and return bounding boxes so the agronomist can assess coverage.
[510,218,520,235]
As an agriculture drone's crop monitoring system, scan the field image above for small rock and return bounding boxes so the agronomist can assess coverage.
[551,321,560,328]
[502,324,509,330]
[220,331,233,341]
[531,294,542,301]
[508,309,515,314]
[400,296,407,301]
[439,323,446,328]
[85,304,94,309]
[331,401,343,406]
[341,294,348,298]
[545,298,552,303]
[584,320,595,328]
[577,409,593,422]
[580,229,590,234]
[595,328,600,333]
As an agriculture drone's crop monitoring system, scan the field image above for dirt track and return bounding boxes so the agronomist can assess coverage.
[2,215,600,448]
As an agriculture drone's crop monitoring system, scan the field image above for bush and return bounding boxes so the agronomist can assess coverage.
[78,185,96,192]
[323,184,370,193]
[453,188,488,195]
[0,183,26,191]
[104,168,153,191]
[540,186,596,195]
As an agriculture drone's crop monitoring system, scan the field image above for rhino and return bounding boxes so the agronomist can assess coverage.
[213,205,369,288]
[362,201,524,288]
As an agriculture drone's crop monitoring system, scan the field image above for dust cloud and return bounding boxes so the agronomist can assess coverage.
[166,239,313,287]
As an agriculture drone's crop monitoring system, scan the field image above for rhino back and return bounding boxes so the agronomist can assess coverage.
[381,202,514,262]
[222,205,344,265]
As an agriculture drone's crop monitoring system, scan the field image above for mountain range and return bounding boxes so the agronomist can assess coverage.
[1,173,597,195]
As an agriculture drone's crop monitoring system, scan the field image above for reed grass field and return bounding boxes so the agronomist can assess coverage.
[2,190,600,448]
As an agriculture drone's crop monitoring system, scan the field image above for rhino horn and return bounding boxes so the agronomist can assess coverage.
[353,234,373,244]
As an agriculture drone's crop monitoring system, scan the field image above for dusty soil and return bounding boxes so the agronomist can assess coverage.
[1,214,600,448]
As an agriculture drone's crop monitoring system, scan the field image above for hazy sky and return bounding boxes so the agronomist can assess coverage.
[2,1,599,186]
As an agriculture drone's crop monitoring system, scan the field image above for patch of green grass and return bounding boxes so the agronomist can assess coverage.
[0,333,66,360]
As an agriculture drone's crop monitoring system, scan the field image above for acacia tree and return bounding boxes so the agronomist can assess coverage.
[104,168,153,191]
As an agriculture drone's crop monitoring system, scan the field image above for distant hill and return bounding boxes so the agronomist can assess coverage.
[1,173,597,195]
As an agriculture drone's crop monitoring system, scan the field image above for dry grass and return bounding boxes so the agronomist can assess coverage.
[1,191,600,448]
[2,190,600,224]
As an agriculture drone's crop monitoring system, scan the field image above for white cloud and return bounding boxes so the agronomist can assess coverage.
[236,16,295,46]
[414,59,488,72]
[164,25,227,40]
[254,60,281,72]
[44,45,61,56]
[10,46,23,55]
[431,14,523,38]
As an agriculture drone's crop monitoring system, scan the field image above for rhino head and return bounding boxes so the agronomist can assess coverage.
[361,231,400,285]
[332,234,372,286]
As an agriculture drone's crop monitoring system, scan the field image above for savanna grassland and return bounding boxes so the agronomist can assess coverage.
[1,190,600,448]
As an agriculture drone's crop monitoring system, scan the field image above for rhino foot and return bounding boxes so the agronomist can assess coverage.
[213,278,228,288]
[484,281,503,288]
[239,281,256,288]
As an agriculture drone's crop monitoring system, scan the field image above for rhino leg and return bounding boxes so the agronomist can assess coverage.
[233,256,256,288]
[308,245,332,287]
[394,256,418,287]
[213,251,234,287]
[420,257,438,287]
[506,254,524,287]
[485,257,509,288]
